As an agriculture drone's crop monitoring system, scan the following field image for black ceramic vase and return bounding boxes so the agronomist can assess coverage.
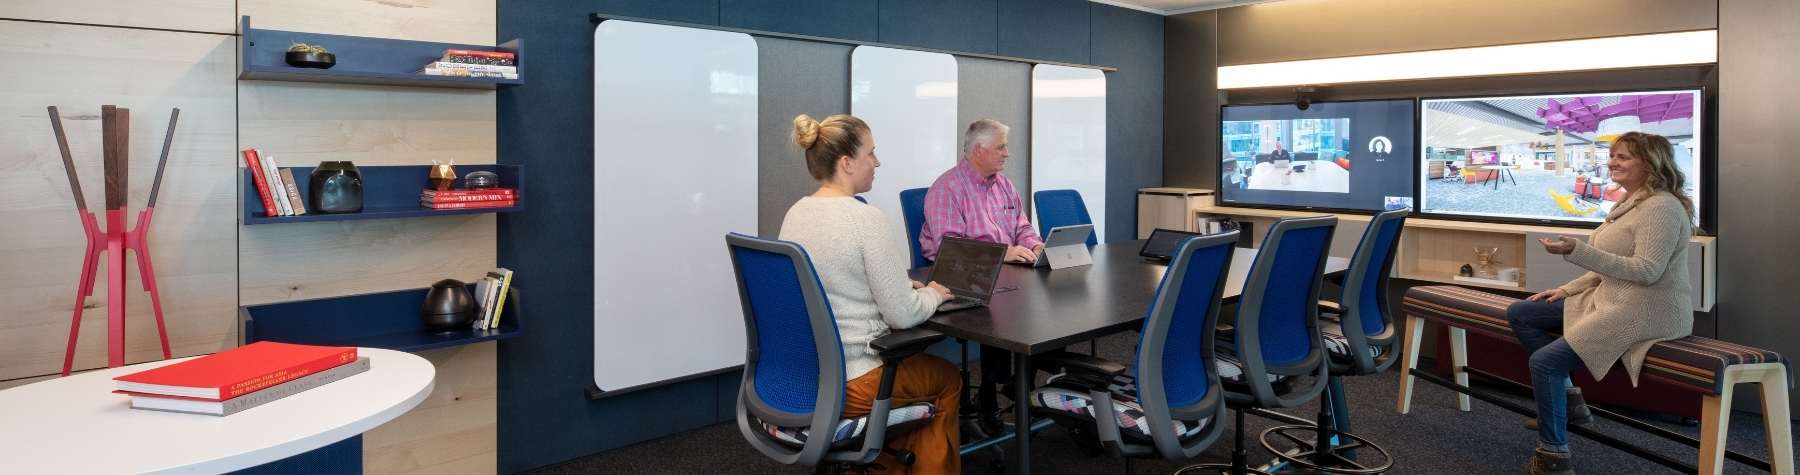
[309,161,363,213]
[422,279,476,333]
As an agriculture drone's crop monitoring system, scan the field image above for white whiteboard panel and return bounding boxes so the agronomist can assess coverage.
[1030,65,1107,240]
[851,46,959,265]
[593,21,758,391]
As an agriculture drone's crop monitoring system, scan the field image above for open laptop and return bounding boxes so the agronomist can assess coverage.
[1138,228,1202,262]
[929,237,1007,311]
[1020,224,1094,269]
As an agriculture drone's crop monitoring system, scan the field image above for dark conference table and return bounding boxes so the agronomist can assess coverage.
[912,240,1350,474]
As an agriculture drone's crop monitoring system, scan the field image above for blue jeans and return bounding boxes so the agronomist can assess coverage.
[1506,299,1583,452]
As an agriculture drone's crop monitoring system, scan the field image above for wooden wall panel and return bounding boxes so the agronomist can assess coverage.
[236,1,497,473]
[238,0,495,44]
[0,22,237,380]
[0,1,236,34]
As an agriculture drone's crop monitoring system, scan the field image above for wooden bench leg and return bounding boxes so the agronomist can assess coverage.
[1700,374,1739,475]
[1396,316,1425,414]
[1449,327,1471,412]
[1758,366,1795,475]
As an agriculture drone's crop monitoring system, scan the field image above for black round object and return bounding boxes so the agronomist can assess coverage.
[422,279,476,333]
[309,161,363,214]
[285,51,336,69]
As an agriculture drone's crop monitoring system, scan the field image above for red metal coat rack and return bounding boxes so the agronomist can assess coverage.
[48,105,178,375]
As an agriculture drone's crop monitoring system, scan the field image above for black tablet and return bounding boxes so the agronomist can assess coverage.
[1139,228,1203,261]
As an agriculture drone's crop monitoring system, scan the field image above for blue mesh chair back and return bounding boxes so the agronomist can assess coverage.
[1239,216,1336,370]
[1034,189,1098,247]
[726,233,849,465]
[1129,230,1238,457]
[899,188,930,269]
[1336,209,1407,373]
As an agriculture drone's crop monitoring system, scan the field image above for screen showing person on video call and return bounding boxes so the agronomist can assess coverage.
[1219,99,1416,212]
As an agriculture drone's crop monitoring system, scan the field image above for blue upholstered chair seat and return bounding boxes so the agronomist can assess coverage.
[1029,376,1213,442]
[754,402,937,449]
[1320,321,1386,362]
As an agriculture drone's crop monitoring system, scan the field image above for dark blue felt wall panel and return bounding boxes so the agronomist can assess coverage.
[722,0,879,42]
[497,2,1162,472]
[877,0,999,54]
[997,0,1091,64]
[1092,6,1166,243]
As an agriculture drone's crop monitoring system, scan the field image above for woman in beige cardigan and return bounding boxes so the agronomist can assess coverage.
[1506,132,1695,474]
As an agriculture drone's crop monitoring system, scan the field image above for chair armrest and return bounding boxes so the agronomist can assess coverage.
[872,328,947,364]
[1037,350,1128,389]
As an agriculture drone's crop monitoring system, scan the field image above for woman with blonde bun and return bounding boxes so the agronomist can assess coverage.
[777,114,960,474]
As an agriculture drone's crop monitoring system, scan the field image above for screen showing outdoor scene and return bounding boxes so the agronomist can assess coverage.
[1418,90,1702,225]
[1219,100,1416,212]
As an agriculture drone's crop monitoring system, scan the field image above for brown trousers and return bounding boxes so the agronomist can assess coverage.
[841,354,962,474]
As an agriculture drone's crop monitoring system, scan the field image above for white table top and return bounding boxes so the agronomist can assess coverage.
[0,348,434,474]
[1248,161,1350,193]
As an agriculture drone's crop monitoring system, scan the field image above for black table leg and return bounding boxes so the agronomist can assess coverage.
[1014,354,1033,475]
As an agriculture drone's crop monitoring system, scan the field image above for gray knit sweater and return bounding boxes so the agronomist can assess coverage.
[1557,191,1693,385]
[779,196,947,380]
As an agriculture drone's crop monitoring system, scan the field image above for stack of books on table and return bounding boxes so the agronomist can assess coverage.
[419,49,517,79]
[113,342,369,416]
[421,188,516,210]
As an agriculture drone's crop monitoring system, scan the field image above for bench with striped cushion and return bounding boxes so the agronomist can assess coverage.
[1400,285,1791,395]
[1396,285,1795,475]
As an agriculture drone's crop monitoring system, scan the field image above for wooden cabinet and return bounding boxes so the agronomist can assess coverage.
[1136,187,1214,238]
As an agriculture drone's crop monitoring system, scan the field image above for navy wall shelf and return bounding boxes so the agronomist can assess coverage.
[243,285,524,353]
[238,16,524,89]
[243,164,523,225]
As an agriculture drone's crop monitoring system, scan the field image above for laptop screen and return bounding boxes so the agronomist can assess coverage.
[930,237,1006,297]
[1140,228,1202,260]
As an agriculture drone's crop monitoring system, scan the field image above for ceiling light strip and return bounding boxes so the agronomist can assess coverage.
[1217,30,1717,89]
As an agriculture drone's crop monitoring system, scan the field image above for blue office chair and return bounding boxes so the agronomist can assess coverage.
[1181,216,1337,475]
[1034,189,1098,247]
[898,187,930,269]
[1256,209,1406,474]
[725,233,947,472]
[1029,231,1239,472]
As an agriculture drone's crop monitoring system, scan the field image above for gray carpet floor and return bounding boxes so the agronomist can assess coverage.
[530,331,1795,474]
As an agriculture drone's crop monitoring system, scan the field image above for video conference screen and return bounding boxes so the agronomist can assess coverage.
[1219,100,1417,212]
[1418,89,1703,225]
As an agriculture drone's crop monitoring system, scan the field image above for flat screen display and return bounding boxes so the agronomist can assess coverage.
[1418,89,1703,226]
[1219,99,1417,212]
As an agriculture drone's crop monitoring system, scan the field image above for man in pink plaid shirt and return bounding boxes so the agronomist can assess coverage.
[919,119,1043,434]
[919,119,1044,264]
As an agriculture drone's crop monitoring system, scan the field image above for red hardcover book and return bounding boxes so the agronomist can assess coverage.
[114,342,357,401]
[421,199,516,210]
[242,148,279,217]
[443,49,515,59]
[422,188,516,197]
[422,192,517,203]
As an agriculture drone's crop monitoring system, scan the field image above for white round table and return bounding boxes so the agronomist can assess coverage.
[0,348,434,474]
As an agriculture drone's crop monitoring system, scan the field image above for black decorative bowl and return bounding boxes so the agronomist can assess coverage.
[422,279,476,333]
[285,51,336,69]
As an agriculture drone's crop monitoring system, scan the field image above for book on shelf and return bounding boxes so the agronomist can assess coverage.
[488,268,514,330]
[113,341,357,400]
[423,188,515,197]
[278,168,308,215]
[420,67,518,79]
[422,62,517,75]
[440,48,515,66]
[422,190,516,203]
[420,199,516,210]
[474,275,498,330]
[260,151,291,216]
[121,357,370,416]
[241,148,279,218]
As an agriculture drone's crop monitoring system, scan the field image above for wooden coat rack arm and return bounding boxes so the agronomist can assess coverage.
[47,106,88,211]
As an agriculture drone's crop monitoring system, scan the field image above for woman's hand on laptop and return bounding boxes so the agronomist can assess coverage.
[1004,245,1037,263]
[925,281,953,300]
